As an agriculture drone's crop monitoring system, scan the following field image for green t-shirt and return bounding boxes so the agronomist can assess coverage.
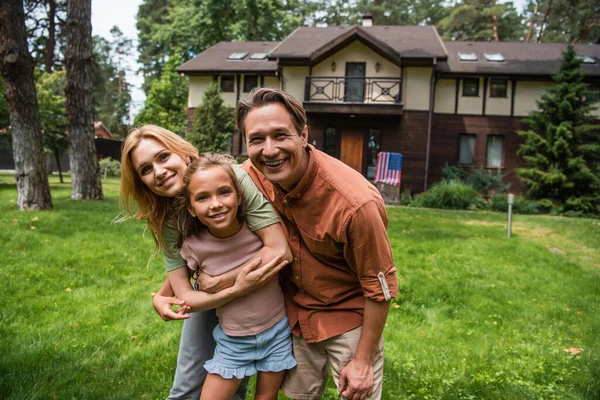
[162,165,279,272]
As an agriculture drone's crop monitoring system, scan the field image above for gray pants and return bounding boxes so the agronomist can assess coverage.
[167,309,248,400]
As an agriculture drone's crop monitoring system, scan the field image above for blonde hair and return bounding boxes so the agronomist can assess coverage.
[120,125,199,254]
[175,152,245,247]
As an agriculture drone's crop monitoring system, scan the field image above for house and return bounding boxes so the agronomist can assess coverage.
[178,18,600,194]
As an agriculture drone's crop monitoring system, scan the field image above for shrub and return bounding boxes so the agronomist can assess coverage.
[417,180,484,210]
[489,193,540,215]
[442,163,509,196]
[99,157,121,177]
[442,162,467,181]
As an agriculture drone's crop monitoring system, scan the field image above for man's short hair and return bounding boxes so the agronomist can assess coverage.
[235,88,307,137]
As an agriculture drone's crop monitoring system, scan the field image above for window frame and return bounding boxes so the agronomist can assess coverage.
[323,127,339,157]
[220,75,235,92]
[458,133,477,166]
[489,78,508,98]
[243,75,258,93]
[486,134,504,168]
[462,78,480,97]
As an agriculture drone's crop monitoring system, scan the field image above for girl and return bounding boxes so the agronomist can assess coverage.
[169,153,295,400]
[120,125,291,400]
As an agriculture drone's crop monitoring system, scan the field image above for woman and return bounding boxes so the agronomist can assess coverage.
[120,125,290,399]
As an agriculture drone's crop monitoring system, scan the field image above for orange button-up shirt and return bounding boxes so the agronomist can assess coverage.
[243,146,398,343]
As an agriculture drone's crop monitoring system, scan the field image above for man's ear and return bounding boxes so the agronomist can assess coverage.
[301,125,309,148]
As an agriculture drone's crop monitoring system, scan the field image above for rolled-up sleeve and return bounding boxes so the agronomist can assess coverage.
[343,199,398,302]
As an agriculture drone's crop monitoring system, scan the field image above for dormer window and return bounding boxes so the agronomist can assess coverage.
[228,52,248,60]
[484,52,505,62]
[576,56,596,64]
[458,52,477,62]
[250,53,268,60]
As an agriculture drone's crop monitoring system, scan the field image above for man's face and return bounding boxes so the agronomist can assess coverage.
[244,103,309,191]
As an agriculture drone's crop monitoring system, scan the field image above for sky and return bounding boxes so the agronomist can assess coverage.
[90,0,531,119]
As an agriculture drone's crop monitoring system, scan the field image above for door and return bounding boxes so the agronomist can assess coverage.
[340,129,364,173]
[345,62,366,102]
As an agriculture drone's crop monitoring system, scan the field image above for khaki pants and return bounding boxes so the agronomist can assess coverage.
[281,326,384,400]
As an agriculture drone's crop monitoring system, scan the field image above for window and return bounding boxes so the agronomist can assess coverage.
[228,52,248,60]
[458,52,477,62]
[323,127,337,157]
[484,52,505,62]
[220,75,234,92]
[250,53,268,60]
[367,129,381,180]
[490,78,508,98]
[243,75,258,92]
[576,56,596,64]
[459,134,476,165]
[486,135,503,167]
[462,78,479,97]
[588,83,600,103]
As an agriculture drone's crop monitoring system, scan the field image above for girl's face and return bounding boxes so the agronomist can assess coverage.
[187,166,242,239]
[130,138,189,198]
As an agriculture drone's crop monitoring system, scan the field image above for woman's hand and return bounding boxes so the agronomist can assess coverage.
[233,255,288,294]
[152,293,190,321]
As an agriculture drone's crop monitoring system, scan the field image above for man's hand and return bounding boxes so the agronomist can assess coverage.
[338,358,374,400]
[234,255,287,294]
[152,293,190,321]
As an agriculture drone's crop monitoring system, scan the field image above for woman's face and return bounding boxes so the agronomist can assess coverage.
[130,138,189,198]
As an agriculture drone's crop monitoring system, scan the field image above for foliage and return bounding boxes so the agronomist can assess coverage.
[134,53,189,137]
[189,83,235,153]
[414,179,484,210]
[438,0,524,41]
[91,27,133,138]
[524,0,600,43]
[442,162,510,195]
[24,0,67,72]
[516,45,600,215]
[489,193,540,214]
[36,69,68,181]
[2,174,600,399]
[99,157,121,177]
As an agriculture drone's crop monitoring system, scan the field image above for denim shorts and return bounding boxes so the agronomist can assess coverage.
[204,317,296,379]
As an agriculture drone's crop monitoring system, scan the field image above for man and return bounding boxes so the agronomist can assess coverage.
[236,88,398,400]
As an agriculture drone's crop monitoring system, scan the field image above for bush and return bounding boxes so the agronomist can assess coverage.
[416,180,484,210]
[442,163,509,196]
[489,193,540,215]
[99,157,121,177]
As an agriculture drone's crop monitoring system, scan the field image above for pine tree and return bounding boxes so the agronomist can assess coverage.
[516,45,600,214]
[189,82,234,153]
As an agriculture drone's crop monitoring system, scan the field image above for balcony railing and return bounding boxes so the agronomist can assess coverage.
[304,76,402,104]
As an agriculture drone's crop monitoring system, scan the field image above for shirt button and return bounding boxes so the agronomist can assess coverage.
[283,199,288,205]
[293,257,298,262]
[296,193,301,198]
[291,235,297,240]
[295,275,300,280]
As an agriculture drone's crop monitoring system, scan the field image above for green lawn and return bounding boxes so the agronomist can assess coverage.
[1,173,599,399]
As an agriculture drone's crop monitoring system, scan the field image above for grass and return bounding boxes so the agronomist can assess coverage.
[0,172,599,399]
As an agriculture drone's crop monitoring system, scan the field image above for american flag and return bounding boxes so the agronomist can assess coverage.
[374,152,403,187]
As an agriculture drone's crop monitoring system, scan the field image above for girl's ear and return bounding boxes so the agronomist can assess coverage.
[188,205,196,217]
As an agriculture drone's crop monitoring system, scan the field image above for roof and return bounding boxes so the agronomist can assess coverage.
[269,25,447,62]
[94,121,114,139]
[438,41,600,77]
[178,41,280,74]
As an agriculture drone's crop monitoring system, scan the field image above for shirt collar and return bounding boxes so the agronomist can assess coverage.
[278,144,319,201]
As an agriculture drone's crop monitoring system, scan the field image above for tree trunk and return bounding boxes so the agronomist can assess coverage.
[45,0,56,72]
[54,150,63,183]
[65,0,102,200]
[0,0,53,210]
[537,0,553,43]
[524,0,540,43]
[492,0,499,42]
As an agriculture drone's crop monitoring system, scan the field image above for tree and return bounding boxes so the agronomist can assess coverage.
[65,0,103,200]
[530,0,600,43]
[0,0,53,210]
[24,0,67,72]
[438,0,524,41]
[135,52,189,136]
[189,82,235,153]
[37,69,68,183]
[516,46,600,214]
[0,77,10,129]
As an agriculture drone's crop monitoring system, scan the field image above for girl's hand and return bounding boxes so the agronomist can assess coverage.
[196,257,263,293]
[234,255,288,294]
[153,294,190,321]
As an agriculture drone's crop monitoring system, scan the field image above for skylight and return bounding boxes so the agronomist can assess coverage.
[576,56,596,64]
[484,52,505,62]
[250,52,268,60]
[228,52,248,60]
[458,52,478,62]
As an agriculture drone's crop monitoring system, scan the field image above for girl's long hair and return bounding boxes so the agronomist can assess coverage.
[175,152,245,248]
[119,125,199,255]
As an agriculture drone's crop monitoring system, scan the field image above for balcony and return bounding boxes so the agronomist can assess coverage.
[303,76,403,115]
